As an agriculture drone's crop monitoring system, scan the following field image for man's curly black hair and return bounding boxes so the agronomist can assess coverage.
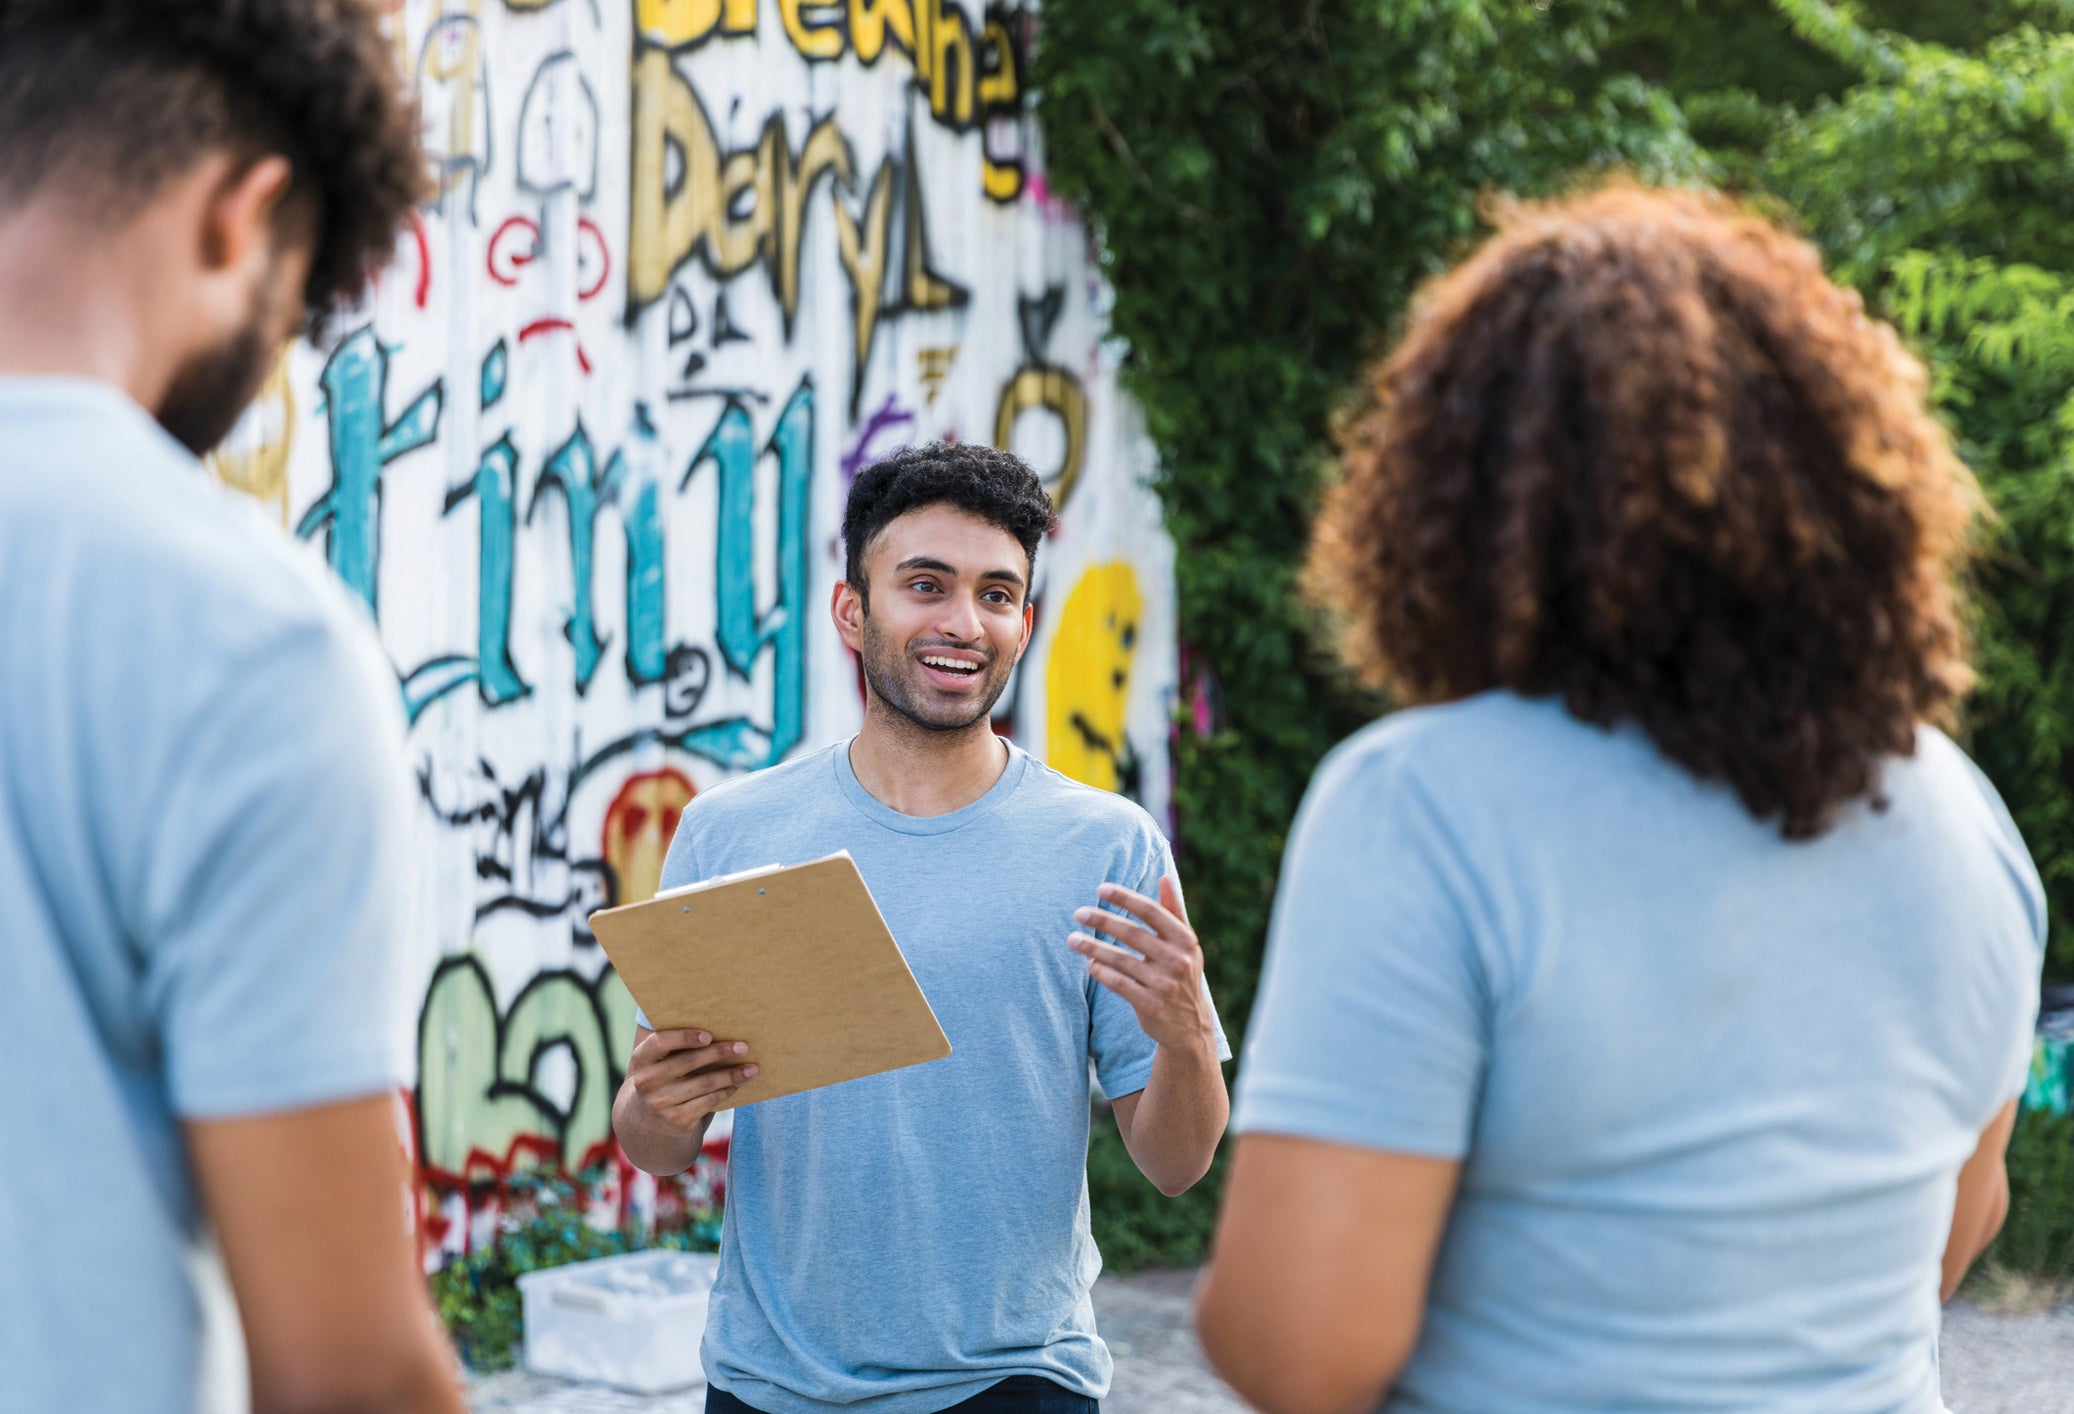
[843,443,1057,595]
[0,0,426,332]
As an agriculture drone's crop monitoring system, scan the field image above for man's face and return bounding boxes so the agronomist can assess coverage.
[847,503,1034,734]
[157,230,310,457]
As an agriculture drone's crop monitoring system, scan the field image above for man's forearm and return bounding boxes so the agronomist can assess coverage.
[612,1078,712,1177]
[1120,1036,1229,1196]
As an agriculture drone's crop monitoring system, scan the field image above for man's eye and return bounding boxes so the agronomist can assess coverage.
[910,579,940,593]
[984,590,1013,605]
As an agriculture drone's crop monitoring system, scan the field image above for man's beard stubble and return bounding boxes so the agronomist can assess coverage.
[157,319,275,458]
[858,608,1013,736]
[157,250,294,458]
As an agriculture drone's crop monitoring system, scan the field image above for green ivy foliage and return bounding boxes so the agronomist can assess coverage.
[430,1169,721,1372]
[1677,5,2074,980]
[1991,1106,2074,1279]
[1036,0,1696,1265]
[1045,0,2074,1270]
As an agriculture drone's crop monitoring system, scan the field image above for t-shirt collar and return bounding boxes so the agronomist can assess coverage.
[833,734,1029,836]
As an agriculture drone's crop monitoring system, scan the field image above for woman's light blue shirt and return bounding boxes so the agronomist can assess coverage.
[1235,692,2043,1413]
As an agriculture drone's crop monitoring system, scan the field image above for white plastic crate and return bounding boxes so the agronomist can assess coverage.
[517,1249,721,1394]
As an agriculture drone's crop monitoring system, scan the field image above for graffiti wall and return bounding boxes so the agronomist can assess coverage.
[210,0,1177,1260]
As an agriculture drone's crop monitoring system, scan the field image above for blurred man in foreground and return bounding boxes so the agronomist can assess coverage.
[0,2,463,1409]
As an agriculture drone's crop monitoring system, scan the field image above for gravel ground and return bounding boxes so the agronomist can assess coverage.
[1940,1298,2074,1414]
[471,1271,2074,1414]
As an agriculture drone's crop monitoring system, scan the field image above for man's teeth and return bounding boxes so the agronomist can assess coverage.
[921,655,980,675]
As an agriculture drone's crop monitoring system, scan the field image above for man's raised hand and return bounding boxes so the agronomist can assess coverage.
[1069,878,1218,1053]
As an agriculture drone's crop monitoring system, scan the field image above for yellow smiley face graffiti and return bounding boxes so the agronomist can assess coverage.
[1046,562,1143,796]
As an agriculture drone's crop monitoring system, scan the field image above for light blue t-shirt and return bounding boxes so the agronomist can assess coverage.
[644,740,1229,1414]
[0,379,415,1413]
[1234,692,2044,1414]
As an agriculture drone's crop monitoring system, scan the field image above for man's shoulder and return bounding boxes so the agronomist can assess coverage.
[4,383,371,661]
[1013,753,1168,848]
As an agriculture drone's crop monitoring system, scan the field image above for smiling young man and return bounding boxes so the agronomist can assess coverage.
[611,442,1231,1414]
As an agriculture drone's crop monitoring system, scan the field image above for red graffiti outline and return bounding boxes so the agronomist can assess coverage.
[408,210,432,309]
[578,216,611,303]
[488,213,609,304]
[413,1124,730,1260]
[488,215,541,288]
[519,316,594,375]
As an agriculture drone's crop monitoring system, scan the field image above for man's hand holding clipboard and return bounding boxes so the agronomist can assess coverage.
[596,850,952,1173]
[622,1027,760,1146]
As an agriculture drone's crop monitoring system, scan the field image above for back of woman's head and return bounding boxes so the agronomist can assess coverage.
[1310,182,1979,838]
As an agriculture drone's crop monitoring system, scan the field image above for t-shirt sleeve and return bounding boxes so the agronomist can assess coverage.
[635,810,706,1033]
[1232,741,1491,1159]
[138,611,414,1119]
[1088,831,1233,1101]
[1959,748,2050,1106]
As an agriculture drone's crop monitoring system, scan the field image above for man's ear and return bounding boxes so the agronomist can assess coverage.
[201,155,297,277]
[831,578,866,653]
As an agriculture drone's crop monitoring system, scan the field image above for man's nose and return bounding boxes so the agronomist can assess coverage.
[934,592,985,642]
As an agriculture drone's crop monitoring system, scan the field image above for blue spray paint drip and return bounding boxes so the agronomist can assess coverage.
[443,436,530,706]
[296,327,444,613]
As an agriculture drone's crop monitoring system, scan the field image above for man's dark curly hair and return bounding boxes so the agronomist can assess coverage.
[0,0,426,331]
[844,442,1057,594]
[1310,182,1980,839]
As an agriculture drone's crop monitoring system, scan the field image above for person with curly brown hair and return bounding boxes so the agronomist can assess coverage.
[0,3,463,1411]
[1194,184,2045,1414]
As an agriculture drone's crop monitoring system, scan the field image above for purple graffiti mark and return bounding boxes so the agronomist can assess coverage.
[1024,170,1080,224]
[839,394,918,486]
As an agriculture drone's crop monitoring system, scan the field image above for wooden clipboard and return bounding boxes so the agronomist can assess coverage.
[588,851,951,1109]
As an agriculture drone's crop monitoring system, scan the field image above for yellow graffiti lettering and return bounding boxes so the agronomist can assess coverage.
[636,0,757,49]
[848,0,916,63]
[778,0,847,59]
[654,0,1024,203]
[714,147,769,273]
[772,120,856,333]
[418,6,490,212]
[922,0,974,126]
[629,47,715,306]
[995,365,1088,509]
[918,346,958,404]
[901,161,964,314]
[631,55,874,343]
[206,351,297,526]
[1046,564,1144,795]
[630,55,975,401]
[979,14,1024,201]
[982,155,1023,203]
[833,165,896,381]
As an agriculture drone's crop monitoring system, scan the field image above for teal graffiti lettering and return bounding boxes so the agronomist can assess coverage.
[672,379,811,769]
[297,327,444,613]
[622,403,669,687]
[442,436,530,707]
[531,423,622,696]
